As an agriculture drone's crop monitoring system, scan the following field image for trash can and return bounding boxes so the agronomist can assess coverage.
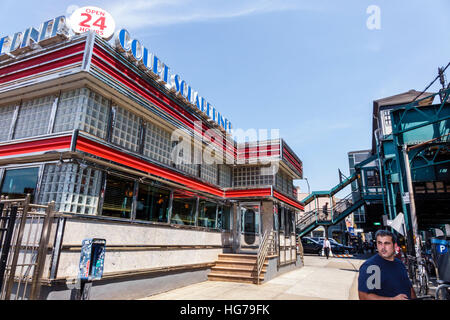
[431,237,450,282]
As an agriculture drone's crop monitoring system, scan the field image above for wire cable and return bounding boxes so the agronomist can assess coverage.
[412,61,450,102]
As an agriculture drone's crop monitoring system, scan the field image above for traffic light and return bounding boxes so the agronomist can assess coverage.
[373,222,381,226]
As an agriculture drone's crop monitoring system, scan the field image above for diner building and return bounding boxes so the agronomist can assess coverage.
[0,16,304,299]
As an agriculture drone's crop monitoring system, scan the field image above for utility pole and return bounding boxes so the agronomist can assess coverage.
[402,145,422,265]
[438,67,449,103]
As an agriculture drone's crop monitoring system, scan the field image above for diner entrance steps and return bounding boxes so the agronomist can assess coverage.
[208,253,270,284]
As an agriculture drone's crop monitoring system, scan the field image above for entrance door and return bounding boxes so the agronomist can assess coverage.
[238,202,261,253]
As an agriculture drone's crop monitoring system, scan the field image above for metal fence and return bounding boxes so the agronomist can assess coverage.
[0,195,55,300]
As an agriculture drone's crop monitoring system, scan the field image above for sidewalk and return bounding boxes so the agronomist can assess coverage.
[139,255,369,300]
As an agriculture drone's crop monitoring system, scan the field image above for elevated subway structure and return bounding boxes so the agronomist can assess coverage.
[349,87,450,254]
[381,89,450,246]
[297,87,450,247]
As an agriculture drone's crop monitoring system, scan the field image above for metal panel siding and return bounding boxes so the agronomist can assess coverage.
[0,136,72,157]
[273,190,304,211]
[90,44,236,159]
[0,43,85,85]
[225,188,272,198]
[75,136,224,197]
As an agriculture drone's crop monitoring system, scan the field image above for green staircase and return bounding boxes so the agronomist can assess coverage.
[296,171,364,237]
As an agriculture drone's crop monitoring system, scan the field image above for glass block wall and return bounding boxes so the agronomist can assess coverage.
[219,165,232,188]
[111,105,141,153]
[233,166,274,188]
[0,104,16,142]
[201,164,218,185]
[176,163,199,177]
[53,88,110,139]
[143,121,172,166]
[13,95,55,139]
[38,163,102,215]
[275,170,293,196]
[0,87,237,190]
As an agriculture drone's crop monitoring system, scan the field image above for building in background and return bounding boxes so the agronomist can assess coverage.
[347,89,450,253]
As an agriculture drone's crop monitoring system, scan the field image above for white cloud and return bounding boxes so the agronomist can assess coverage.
[103,0,319,29]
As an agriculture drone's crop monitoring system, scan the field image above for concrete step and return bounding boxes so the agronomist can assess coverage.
[211,266,267,277]
[208,273,264,284]
[214,260,268,268]
[217,254,257,262]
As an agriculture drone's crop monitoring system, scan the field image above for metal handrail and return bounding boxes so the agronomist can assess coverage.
[256,230,274,285]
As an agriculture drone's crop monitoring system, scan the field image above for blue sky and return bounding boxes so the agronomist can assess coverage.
[1,0,449,194]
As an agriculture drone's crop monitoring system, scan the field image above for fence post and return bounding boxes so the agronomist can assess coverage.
[4,194,31,300]
[30,201,55,300]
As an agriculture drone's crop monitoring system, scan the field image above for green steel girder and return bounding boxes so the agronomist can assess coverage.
[391,89,450,145]
[409,143,450,172]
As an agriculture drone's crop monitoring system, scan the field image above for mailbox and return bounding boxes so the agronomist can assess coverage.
[78,238,106,281]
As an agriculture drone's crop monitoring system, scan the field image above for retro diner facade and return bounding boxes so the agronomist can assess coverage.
[0,19,304,299]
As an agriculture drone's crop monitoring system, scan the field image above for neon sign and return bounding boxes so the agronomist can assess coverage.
[115,29,232,133]
[0,16,67,58]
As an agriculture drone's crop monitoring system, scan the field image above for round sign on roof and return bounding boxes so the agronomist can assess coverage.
[69,6,116,40]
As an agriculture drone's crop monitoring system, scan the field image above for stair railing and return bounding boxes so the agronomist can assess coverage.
[256,230,274,285]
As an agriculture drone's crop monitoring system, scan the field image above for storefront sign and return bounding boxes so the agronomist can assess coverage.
[69,6,115,40]
[0,12,232,133]
[115,29,232,133]
[0,16,67,57]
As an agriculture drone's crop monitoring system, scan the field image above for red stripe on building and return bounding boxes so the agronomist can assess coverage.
[91,45,235,158]
[0,54,84,84]
[0,136,72,157]
[283,147,303,175]
[225,188,272,198]
[273,190,304,210]
[0,43,85,78]
[75,136,224,197]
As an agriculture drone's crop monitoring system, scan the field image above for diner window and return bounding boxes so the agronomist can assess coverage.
[198,199,217,228]
[273,205,280,231]
[285,210,294,234]
[14,95,54,139]
[1,167,40,201]
[170,191,197,226]
[101,175,134,219]
[135,184,170,222]
[53,88,110,139]
[0,104,16,142]
[279,207,285,232]
[38,163,102,215]
[217,205,231,230]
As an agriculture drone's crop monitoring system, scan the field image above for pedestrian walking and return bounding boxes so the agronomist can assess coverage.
[358,230,417,300]
[323,237,332,259]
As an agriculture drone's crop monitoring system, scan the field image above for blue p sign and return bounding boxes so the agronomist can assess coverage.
[437,244,448,254]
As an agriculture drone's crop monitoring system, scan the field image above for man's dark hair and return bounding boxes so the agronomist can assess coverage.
[375,229,397,244]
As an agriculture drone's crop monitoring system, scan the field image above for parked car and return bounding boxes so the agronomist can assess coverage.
[301,237,322,255]
[310,237,355,254]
